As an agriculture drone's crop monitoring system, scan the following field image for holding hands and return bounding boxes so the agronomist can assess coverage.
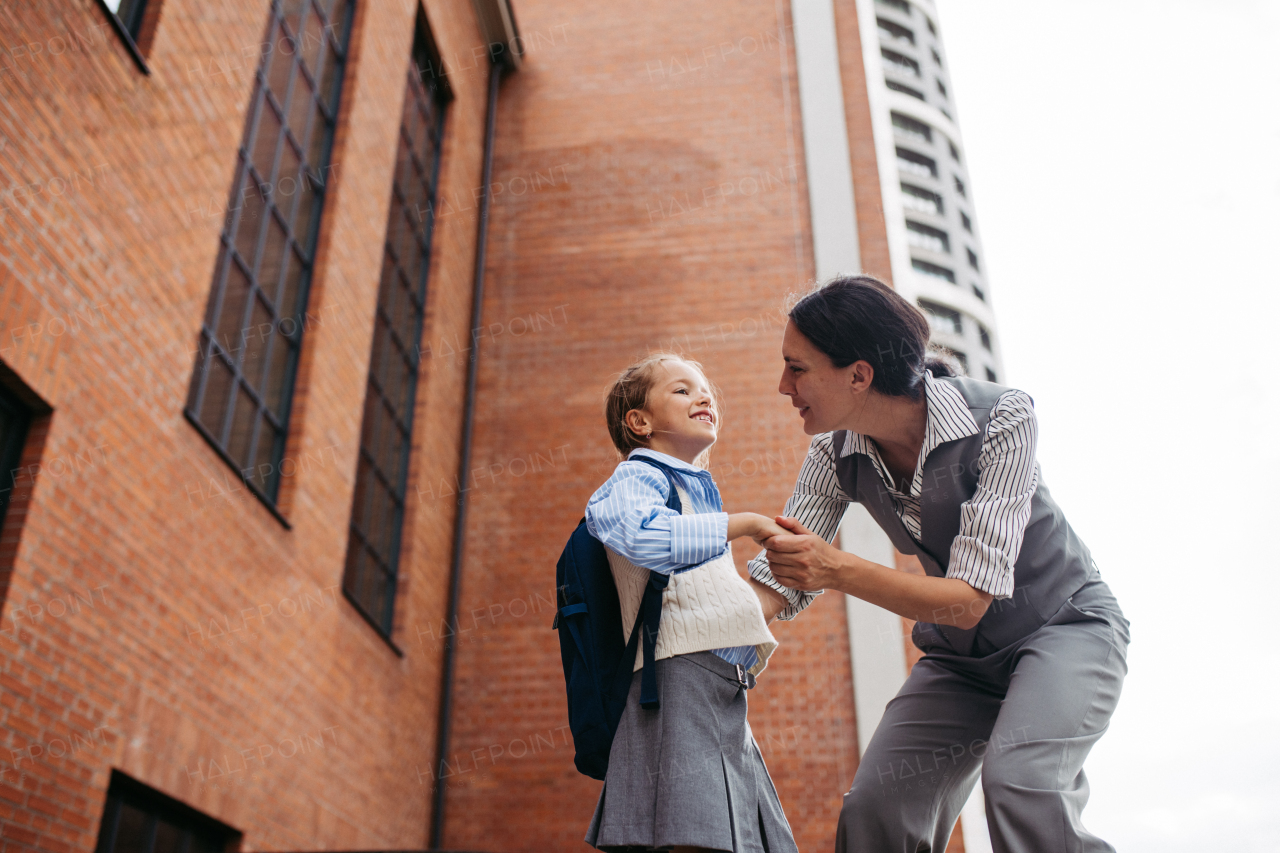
[759,517,845,592]
[727,512,790,547]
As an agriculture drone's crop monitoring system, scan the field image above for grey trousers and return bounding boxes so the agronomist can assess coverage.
[836,579,1130,853]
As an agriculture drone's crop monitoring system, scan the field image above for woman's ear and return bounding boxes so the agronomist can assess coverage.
[849,360,874,392]
[624,409,651,438]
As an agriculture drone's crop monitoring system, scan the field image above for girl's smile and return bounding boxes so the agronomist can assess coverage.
[625,361,719,464]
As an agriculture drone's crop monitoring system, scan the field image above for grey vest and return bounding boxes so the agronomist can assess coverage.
[833,376,1096,656]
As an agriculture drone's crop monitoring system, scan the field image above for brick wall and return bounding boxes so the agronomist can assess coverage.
[0,0,491,849]
[0,0,933,849]
[439,0,879,850]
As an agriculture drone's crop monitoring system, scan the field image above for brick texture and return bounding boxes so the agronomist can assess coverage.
[439,0,872,850]
[0,0,491,849]
[0,0,934,849]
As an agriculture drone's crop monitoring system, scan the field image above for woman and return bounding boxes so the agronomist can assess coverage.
[746,275,1130,852]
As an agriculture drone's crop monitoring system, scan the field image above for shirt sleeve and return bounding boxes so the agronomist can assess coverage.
[585,461,730,575]
[746,432,851,620]
[946,389,1039,600]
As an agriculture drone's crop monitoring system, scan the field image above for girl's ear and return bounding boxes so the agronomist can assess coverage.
[624,408,651,437]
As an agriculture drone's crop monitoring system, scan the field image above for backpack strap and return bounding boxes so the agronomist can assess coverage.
[628,455,684,514]
[626,456,682,709]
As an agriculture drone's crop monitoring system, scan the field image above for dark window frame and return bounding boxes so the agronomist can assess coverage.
[876,0,912,14]
[906,219,951,253]
[881,48,921,78]
[93,0,151,74]
[900,182,943,215]
[877,17,916,45]
[0,383,33,530]
[886,80,926,100]
[95,769,238,853]
[912,258,956,283]
[896,146,938,178]
[891,111,932,142]
[184,0,356,527]
[341,12,451,647]
[919,299,962,336]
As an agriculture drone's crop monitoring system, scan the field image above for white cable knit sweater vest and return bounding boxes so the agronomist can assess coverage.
[605,484,779,677]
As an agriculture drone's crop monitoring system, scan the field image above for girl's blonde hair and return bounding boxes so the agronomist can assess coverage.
[604,352,720,468]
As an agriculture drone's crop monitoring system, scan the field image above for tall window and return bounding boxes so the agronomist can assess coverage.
[0,385,32,529]
[343,21,449,639]
[185,0,355,510]
[94,771,236,853]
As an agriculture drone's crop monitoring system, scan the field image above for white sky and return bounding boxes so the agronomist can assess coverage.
[932,0,1280,849]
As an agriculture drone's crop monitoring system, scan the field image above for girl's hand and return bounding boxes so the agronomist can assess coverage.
[727,512,788,546]
[764,516,847,592]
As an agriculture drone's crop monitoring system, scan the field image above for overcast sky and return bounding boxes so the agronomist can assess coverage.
[931,0,1280,849]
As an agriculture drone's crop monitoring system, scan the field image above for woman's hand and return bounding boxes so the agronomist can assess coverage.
[727,512,790,547]
[766,517,995,628]
[763,516,850,592]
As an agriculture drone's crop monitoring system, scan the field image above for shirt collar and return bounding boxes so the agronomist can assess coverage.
[627,447,713,477]
[838,371,980,460]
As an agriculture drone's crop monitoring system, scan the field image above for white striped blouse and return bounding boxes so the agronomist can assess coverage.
[747,371,1040,619]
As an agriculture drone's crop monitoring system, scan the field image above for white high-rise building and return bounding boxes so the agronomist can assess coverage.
[862,0,1005,382]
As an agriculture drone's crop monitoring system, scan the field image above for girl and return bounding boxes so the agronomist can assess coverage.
[583,353,799,853]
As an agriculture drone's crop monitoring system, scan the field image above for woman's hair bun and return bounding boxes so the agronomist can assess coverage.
[923,345,964,378]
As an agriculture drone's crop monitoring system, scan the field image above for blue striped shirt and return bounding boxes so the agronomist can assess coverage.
[585,448,758,669]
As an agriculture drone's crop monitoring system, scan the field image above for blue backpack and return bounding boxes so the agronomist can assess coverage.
[552,457,683,780]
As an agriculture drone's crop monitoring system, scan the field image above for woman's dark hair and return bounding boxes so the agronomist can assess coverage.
[787,275,960,400]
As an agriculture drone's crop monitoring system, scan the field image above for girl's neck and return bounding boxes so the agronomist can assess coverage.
[643,436,708,466]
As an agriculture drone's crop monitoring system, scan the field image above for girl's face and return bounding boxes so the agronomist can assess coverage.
[779,320,864,435]
[627,360,718,463]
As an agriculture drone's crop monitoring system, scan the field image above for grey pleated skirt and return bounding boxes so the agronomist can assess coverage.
[584,651,797,853]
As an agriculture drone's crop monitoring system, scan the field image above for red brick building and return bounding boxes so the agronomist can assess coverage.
[0,0,976,850]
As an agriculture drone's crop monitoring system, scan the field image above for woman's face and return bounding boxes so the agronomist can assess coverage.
[778,320,863,435]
